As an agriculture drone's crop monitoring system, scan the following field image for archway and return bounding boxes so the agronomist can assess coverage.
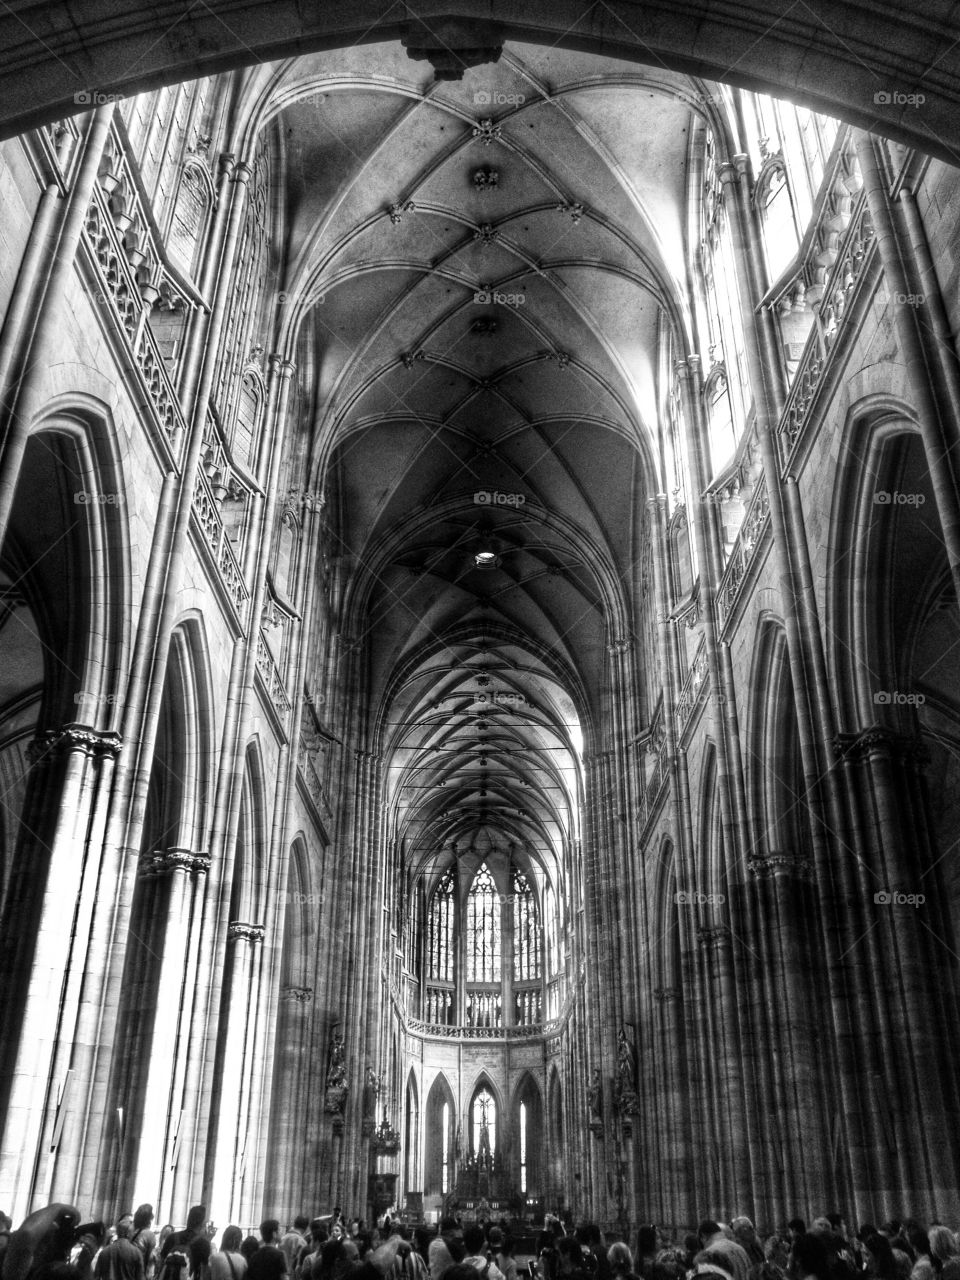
[0,4,957,162]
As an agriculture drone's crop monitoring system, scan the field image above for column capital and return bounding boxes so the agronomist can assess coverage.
[717,155,750,188]
[281,985,313,1003]
[228,920,265,943]
[139,847,212,878]
[28,722,122,765]
[747,851,814,880]
[606,635,633,655]
[833,724,921,763]
[268,354,296,377]
[652,986,680,1003]
[696,924,731,950]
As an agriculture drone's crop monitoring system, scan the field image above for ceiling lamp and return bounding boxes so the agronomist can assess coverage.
[473,538,500,569]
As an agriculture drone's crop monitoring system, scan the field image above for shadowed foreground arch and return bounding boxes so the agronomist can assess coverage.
[0,2,958,162]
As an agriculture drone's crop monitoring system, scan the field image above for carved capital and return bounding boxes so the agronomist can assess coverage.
[653,986,680,1003]
[747,851,814,880]
[697,924,731,950]
[139,848,212,878]
[28,722,123,765]
[281,985,313,1003]
[228,920,265,944]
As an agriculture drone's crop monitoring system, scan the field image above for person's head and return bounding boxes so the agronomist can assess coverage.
[903,1226,930,1260]
[186,1208,207,1234]
[134,1207,155,1232]
[826,1216,847,1239]
[442,1266,483,1280]
[116,1216,134,1241]
[790,1234,832,1280]
[556,1239,585,1275]
[321,1237,346,1273]
[688,1260,734,1280]
[222,1228,244,1254]
[260,1221,280,1246]
[638,1227,658,1258]
[731,1220,757,1244]
[607,1243,634,1275]
[189,1239,212,1274]
[929,1228,959,1263]
[241,1236,261,1262]
[463,1226,486,1257]
[652,1247,686,1280]
[698,1224,722,1247]
[488,1230,504,1254]
[248,1244,289,1280]
[441,1221,465,1263]
[864,1234,899,1280]
[787,1223,806,1243]
[294,1218,310,1236]
[764,1236,790,1268]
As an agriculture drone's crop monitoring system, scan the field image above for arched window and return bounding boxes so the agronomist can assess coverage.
[466,863,500,982]
[513,869,540,980]
[472,1085,496,1157]
[427,867,454,981]
[441,1100,451,1192]
[520,1100,528,1193]
[759,164,799,280]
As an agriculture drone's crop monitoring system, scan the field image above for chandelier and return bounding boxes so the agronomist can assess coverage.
[371,1111,400,1154]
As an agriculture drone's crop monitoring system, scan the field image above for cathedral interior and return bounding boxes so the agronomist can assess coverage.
[2,0,960,1244]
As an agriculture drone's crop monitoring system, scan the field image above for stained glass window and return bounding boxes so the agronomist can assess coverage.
[472,1086,496,1156]
[513,869,541,980]
[466,863,501,982]
[428,868,454,981]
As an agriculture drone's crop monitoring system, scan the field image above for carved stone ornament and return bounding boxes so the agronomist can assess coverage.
[28,723,122,765]
[324,1026,349,1114]
[139,848,212,878]
[228,921,265,944]
[401,19,504,81]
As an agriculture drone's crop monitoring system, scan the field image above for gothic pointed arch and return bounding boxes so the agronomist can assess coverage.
[424,1072,456,1196]
[510,1071,543,1198]
[404,1069,420,1197]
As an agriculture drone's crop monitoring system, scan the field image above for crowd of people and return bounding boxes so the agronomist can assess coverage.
[2,1203,960,1280]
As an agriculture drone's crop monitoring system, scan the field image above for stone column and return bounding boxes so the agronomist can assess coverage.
[207,919,265,1225]
[0,723,121,1219]
[129,849,211,1216]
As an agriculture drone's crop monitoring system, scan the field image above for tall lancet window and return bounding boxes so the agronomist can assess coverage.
[466,863,501,982]
[428,867,454,981]
[513,868,541,980]
[472,1086,497,1158]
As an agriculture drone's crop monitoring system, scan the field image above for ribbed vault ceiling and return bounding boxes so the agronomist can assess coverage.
[263,41,704,895]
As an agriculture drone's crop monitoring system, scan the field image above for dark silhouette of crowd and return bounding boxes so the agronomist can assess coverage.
[2,1200,958,1280]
